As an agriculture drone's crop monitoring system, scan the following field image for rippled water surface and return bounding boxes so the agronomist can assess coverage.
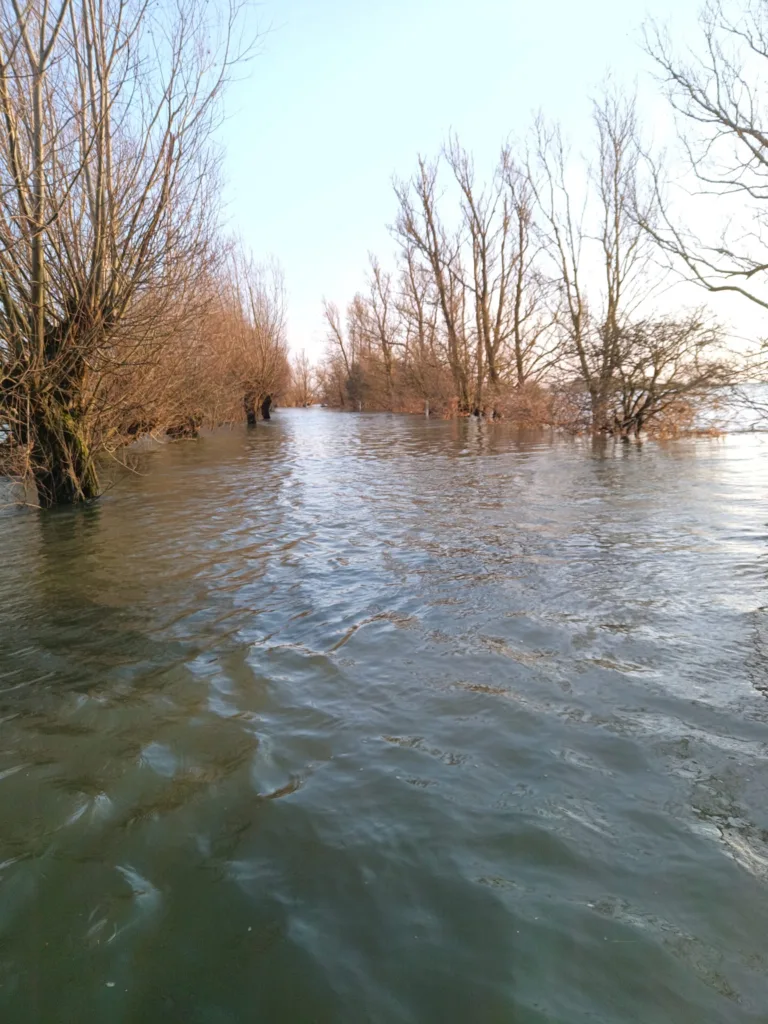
[1,410,768,1023]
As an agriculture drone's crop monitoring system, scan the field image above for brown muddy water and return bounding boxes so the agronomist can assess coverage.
[0,409,767,1023]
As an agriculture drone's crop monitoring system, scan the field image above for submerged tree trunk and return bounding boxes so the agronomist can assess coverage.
[261,395,272,420]
[29,402,100,508]
[166,417,200,440]
[244,391,257,425]
[590,385,611,434]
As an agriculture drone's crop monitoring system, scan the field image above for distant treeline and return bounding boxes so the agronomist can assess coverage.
[317,2,768,436]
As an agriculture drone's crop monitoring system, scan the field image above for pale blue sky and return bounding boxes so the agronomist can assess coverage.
[219,0,704,357]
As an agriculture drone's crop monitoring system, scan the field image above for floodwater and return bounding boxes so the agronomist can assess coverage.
[1,410,767,1023]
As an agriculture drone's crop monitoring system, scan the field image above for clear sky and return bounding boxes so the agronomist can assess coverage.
[218,0,705,359]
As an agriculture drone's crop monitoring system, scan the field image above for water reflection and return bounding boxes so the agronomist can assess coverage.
[0,410,767,1023]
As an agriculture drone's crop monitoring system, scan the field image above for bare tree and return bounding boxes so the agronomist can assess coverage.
[0,0,251,505]
[397,243,445,414]
[644,0,768,421]
[394,158,473,412]
[645,1,768,311]
[388,142,562,415]
[230,256,290,424]
[611,314,733,435]
[364,256,400,408]
[502,155,559,387]
[529,119,592,423]
[288,349,316,407]
[531,91,656,432]
[96,244,290,441]
[444,137,514,413]
[321,298,365,409]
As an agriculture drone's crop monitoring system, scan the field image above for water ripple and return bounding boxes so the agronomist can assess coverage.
[0,411,767,1022]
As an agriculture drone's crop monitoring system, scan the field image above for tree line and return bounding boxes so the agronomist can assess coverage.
[0,0,290,508]
[2,1,767,509]
[317,0,768,435]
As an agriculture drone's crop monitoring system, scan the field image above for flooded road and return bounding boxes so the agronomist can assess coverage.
[1,409,767,1023]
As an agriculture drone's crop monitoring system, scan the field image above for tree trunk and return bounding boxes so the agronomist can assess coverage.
[590,386,611,434]
[244,391,257,425]
[30,403,100,508]
[166,417,200,440]
[261,395,272,420]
